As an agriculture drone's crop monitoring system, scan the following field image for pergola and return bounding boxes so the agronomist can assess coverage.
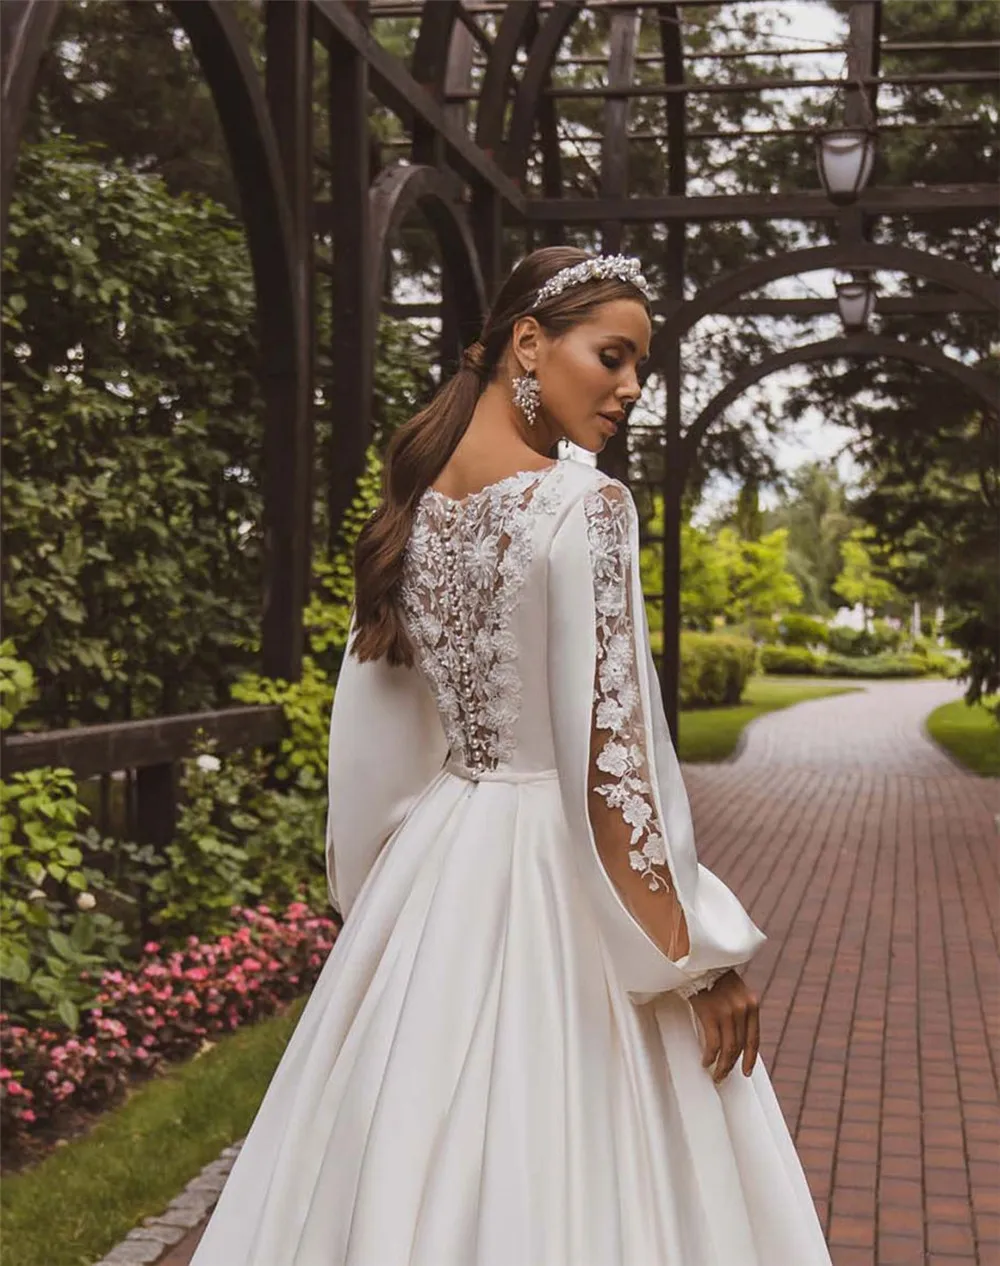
[2,0,997,844]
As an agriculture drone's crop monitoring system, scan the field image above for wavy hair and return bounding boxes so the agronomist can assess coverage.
[351,246,651,665]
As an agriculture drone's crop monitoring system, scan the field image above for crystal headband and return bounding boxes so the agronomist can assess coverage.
[532,254,651,308]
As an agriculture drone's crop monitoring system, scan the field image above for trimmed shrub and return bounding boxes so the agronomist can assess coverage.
[826,625,873,657]
[821,653,928,679]
[777,613,828,648]
[871,620,905,654]
[760,645,819,675]
[680,633,757,708]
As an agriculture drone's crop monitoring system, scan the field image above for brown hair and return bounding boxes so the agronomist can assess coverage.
[351,246,651,665]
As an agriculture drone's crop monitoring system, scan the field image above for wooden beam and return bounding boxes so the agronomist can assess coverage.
[444,70,1000,99]
[311,0,524,211]
[1,708,286,779]
[524,184,1000,223]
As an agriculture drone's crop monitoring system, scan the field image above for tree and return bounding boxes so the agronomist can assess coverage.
[764,463,858,615]
[833,529,904,623]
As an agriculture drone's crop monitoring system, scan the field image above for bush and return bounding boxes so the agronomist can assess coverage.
[680,633,757,708]
[821,653,929,679]
[759,645,819,675]
[871,619,905,654]
[777,613,828,648]
[826,626,873,657]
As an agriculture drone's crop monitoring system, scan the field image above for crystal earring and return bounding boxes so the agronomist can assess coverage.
[512,369,541,428]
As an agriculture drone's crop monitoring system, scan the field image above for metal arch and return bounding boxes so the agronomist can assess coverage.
[503,1,580,184]
[369,162,487,345]
[648,243,1000,371]
[476,1,538,157]
[683,335,998,469]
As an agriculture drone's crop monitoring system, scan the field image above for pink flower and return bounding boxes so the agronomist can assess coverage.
[20,1109,35,1123]
[143,941,161,955]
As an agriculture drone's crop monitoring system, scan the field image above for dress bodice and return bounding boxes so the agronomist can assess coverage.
[399,464,566,779]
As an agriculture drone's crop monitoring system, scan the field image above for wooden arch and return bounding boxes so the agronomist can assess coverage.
[685,335,998,466]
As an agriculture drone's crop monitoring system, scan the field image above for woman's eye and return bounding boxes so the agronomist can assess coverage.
[599,351,622,370]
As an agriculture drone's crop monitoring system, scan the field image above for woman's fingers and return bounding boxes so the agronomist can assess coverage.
[742,996,761,1077]
[713,1008,742,1083]
[690,974,761,1083]
[700,1011,722,1072]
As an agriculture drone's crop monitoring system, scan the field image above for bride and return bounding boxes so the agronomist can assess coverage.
[192,247,832,1265]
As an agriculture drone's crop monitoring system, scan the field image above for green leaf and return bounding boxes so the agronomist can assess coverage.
[57,997,80,1030]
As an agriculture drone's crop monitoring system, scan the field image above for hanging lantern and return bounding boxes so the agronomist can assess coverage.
[835,273,877,332]
[815,126,877,206]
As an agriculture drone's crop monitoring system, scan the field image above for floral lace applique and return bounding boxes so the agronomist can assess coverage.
[583,479,673,896]
[401,466,564,776]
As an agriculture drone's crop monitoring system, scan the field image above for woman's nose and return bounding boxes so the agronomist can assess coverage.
[618,371,641,403]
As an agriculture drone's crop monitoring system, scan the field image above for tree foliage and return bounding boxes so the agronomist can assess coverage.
[2,136,264,728]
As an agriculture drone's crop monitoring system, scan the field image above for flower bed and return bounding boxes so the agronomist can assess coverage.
[0,903,337,1152]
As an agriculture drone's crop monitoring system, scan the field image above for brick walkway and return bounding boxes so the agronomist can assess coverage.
[159,679,999,1266]
[685,679,1000,1266]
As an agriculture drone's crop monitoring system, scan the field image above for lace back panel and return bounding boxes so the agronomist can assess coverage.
[400,466,563,777]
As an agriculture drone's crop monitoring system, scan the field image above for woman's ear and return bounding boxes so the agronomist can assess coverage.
[510,315,542,374]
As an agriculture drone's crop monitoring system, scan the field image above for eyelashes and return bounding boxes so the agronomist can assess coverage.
[599,351,622,370]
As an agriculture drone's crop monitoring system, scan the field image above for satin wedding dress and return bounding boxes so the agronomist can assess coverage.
[192,459,831,1265]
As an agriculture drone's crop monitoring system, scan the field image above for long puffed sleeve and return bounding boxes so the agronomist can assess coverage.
[548,477,766,1003]
[325,617,448,920]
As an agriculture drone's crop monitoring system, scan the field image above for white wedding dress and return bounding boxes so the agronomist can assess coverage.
[192,459,831,1265]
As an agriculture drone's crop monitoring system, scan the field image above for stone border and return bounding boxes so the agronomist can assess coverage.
[92,1140,244,1266]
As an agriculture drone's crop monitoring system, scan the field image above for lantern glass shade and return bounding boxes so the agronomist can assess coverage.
[835,277,876,331]
[816,127,876,205]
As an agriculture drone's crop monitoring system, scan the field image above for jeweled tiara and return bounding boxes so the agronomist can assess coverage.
[532,254,652,308]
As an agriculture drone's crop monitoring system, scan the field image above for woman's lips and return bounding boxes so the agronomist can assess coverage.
[598,413,621,435]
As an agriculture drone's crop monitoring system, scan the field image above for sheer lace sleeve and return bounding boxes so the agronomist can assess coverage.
[583,482,724,998]
[547,467,764,1004]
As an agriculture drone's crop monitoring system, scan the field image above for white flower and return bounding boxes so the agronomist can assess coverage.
[196,754,221,773]
[595,696,627,734]
[28,888,47,903]
[596,740,631,779]
[76,892,96,911]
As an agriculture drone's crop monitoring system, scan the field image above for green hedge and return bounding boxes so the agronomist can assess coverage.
[777,614,828,648]
[760,647,964,680]
[680,632,757,708]
[759,645,819,675]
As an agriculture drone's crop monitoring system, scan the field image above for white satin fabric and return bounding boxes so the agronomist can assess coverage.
[192,460,831,1265]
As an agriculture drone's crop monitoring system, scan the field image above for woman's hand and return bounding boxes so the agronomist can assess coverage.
[689,970,760,1083]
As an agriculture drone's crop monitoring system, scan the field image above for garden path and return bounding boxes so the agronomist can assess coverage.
[152,679,999,1266]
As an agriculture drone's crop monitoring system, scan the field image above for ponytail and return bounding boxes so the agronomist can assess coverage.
[351,342,489,665]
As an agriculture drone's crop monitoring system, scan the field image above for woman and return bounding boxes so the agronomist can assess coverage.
[192,248,831,1265]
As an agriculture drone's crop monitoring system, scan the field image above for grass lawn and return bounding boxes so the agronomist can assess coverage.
[926,697,1000,778]
[677,675,860,764]
[0,996,306,1266]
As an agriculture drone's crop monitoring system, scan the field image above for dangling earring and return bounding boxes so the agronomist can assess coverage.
[512,369,541,428]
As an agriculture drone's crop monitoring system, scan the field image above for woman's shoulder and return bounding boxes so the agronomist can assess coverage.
[550,460,634,514]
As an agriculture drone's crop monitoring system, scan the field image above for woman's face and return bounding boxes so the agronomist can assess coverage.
[514,298,652,454]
